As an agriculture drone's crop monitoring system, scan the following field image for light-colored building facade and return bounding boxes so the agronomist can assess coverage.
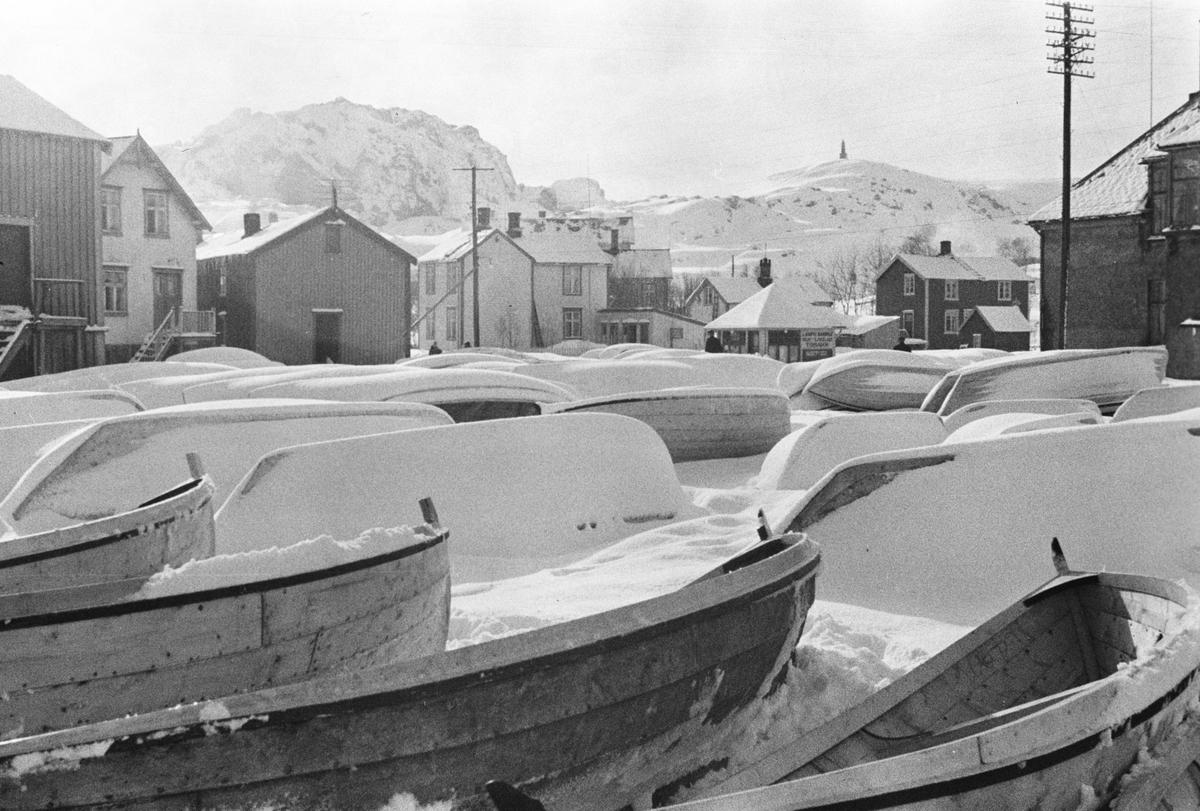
[100,134,213,361]
[417,223,611,350]
[684,276,766,324]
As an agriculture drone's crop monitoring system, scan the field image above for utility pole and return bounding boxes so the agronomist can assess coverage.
[453,166,494,347]
[1046,2,1094,350]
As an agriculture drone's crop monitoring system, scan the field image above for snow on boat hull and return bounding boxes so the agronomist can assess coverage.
[0,476,216,595]
[802,351,952,412]
[657,569,1200,811]
[0,535,820,811]
[548,388,792,462]
[921,347,1168,417]
[0,522,449,737]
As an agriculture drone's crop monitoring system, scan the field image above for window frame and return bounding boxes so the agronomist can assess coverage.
[903,272,915,297]
[446,306,458,343]
[563,265,583,296]
[944,279,959,301]
[562,307,583,340]
[944,309,961,334]
[143,189,170,238]
[1171,149,1200,229]
[425,266,436,295]
[425,309,437,340]
[997,280,1012,301]
[102,265,128,314]
[101,186,122,235]
[1148,158,1169,235]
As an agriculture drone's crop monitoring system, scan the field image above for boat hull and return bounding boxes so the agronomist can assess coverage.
[0,527,450,738]
[0,536,819,811]
[0,477,216,595]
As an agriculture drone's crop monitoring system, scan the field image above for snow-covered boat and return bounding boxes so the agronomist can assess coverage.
[491,550,1200,811]
[0,388,144,427]
[940,397,1101,434]
[0,509,450,737]
[0,400,452,539]
[246,368,577,422]
[801,350,955,411]
[1111,382,1200,422]
[920,346,1168,417]
[545,388,792,462]
[0,476,215,595]
[0,531,820,810]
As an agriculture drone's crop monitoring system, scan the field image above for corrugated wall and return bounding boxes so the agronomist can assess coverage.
[0,129,101,325]
[252,217,410,365]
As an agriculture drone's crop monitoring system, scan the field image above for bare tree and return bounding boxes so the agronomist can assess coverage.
[899,225,939,256]
[996,236,1036,266]
[813,238,892,314]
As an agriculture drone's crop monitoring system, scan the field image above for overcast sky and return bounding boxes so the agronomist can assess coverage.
[5,0,1199,200]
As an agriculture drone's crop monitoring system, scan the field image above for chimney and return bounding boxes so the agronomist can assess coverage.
[940,240,952,256]
[267,211,279,224]
[757,257,773,288]
[477,207,491,229]
[507,211,522,238]
[243,213,261,238]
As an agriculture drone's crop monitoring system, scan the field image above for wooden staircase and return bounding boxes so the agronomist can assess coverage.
[130,308,178,362]
[0,308,34,379]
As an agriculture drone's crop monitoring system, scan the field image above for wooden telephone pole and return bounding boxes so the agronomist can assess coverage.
[453,166,494,347]
[1046,2,1094,350]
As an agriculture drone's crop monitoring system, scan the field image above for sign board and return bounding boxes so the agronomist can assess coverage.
[800,328,839,362]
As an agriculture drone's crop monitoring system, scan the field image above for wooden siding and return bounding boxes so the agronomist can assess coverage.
[0,130,101,325]
[198,255,256,353]
[253,218,409,365]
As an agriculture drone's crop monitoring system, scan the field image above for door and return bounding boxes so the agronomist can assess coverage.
[313,311,342,363]
[0,224,32,308]
[152,269,183,329]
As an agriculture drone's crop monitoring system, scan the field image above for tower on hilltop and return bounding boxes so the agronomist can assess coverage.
[839,140,848,160]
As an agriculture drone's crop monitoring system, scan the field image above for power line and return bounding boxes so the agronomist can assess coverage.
[1047,1,1095,351]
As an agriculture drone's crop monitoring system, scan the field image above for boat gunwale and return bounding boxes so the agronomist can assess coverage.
[549,387,788,412]
[676,570,1198,811]
[0,477,212,568]
[0,525,448,632]
[0,535,819,759]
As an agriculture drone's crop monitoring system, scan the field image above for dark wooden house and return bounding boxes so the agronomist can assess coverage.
[0,75,110,381]
[875,242,1030,350]
[197,207,415,365]
[1029,90,1200,378]
[959,305,1032,351]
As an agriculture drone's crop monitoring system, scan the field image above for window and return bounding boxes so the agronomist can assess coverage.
[563,308,583,339]
[902,310,915,336]
[144,190,169,237]
[325,221,343,253]
[218,263,228,298]
[944,279,959,301]
[972,333,982,348]
[563,265,582,296]
[700,285,716,306]
[101,186,121,235]
[103,266,127,313]
[426,310,437,340]
[944,309,961,334]
[446,264,460,290]
[997,280,1012,301]
[903,272,915,296]
[1149,159,1168,235]
[446,306,458,342]
[1172,150,1200,228]
[425,266,436,295]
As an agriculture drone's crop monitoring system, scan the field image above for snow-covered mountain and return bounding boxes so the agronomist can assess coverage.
[159,99,1055,268]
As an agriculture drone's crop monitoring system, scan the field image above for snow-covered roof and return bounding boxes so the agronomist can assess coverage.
[515,229,614,266]
[418,228,527,263]
[197,206,412,262]
[706,278,852,331]
[102,134,211,231]
[689,277,767,307]
[967,306,1032,333]
[0,75,107,144]
[1030,92,1200,223]
[841,314,898,336]
[891,253,1027,282]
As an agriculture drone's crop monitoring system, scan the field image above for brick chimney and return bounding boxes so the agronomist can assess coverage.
[940,240,952,256]
[477,207,491,229]
[507,212,522,238]
[243,213,261,238]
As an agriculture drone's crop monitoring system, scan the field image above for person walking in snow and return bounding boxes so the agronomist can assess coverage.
[428,341,443,356]
[705,332,724,353]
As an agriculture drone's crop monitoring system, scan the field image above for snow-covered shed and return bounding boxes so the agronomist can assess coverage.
[960,305,1032,351]
[705,277,850,362]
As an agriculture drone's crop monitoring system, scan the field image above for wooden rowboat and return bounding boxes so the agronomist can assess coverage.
[0,531,820,810]
[490,546,1200,811]
[0,505,450,739]
[546,388,792,462]
[0,475,216,595]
